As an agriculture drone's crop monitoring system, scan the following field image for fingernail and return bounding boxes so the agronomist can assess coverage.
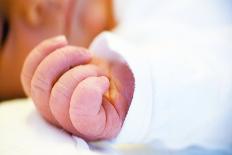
[53,35,67,43]
[99,76,110,85]
[79,47,92,57]
[86,50,92,57]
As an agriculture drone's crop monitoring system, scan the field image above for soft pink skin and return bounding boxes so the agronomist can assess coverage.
[21,36,134,141]
[0,0,116,101]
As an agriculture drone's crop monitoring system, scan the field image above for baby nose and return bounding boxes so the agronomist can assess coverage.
[19,0,67,26]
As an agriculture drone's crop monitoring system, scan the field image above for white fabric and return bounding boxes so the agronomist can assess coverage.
[0,99,102,155]
[0,0,232,154]
[90,30,232,152]
[93,0,232,152]
[89,33,153,143]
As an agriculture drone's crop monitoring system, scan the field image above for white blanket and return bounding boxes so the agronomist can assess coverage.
[0,99,100,155]
[1,0,232,154]
[0,99,231,155]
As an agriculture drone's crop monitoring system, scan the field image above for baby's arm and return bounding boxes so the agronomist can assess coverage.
[21,36,134,141]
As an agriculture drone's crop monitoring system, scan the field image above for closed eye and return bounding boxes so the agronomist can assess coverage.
[0,15,9,48]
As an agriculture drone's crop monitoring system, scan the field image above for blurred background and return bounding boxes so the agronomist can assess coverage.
[0,0,232,154]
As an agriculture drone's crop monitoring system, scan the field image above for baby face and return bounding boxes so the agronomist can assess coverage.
[0,0,116,100]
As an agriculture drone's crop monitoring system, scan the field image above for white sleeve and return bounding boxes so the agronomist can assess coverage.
[89,32,154,143]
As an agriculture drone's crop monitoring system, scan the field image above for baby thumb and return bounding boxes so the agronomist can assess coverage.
[69,76,110,138]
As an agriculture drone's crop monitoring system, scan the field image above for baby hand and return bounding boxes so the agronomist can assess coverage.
[21,36,134,141]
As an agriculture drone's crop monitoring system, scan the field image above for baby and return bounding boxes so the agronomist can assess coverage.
[20,35,134,141]
[1,0,232,150]
[0,0,115,100]
[0,0,134,141]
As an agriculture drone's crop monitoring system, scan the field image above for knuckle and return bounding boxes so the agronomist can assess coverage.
[31,74,50,93]
[52,82,70,99]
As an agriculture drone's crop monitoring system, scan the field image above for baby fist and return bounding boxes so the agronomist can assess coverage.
[21,36,124,140]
